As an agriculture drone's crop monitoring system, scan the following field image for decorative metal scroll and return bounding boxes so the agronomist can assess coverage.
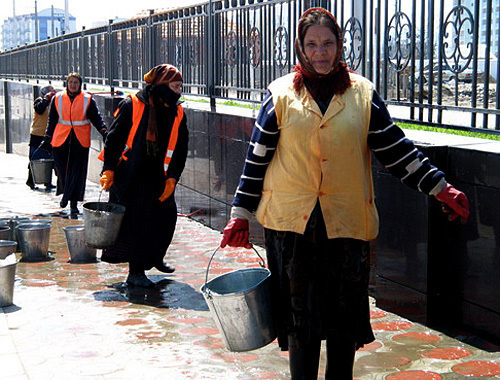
[386,11,412,72]
[442,5,474,74]
[225,30,238,67]
[273,26,288,70]
[343,17,363,71]
[249,27,261,69]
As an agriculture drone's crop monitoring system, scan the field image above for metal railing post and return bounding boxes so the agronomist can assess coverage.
[207,0,216,111]
[107,20,114,92]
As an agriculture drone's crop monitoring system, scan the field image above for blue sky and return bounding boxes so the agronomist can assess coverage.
[1,0,203,30]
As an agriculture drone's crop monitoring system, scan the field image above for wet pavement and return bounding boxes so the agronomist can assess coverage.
[1,150,500,379]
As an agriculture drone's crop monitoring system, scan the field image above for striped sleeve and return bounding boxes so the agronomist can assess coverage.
[232,91,279,212]
[368,91,446,195]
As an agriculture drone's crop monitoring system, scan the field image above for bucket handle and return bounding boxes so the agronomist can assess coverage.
[204,245,266,287]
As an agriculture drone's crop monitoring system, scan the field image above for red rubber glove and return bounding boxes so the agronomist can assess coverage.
[221,218,252,249]
[435,184,470,223]
[100,170,114,190]
[159,178,176,202]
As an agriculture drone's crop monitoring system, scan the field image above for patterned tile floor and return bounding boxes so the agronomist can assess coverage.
[1,151,500,379]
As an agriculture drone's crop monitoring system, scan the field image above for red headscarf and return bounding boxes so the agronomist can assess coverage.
[143,64,183,151]
[292,8,351,97]
[144,64,183,85]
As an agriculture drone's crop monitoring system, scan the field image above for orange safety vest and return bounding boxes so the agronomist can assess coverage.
[52,91,93,148]
[99,94,184,175]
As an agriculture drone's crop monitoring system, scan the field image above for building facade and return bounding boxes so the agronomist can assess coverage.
[1,8,76,50]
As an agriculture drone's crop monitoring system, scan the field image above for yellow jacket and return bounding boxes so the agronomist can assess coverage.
[255,72,379,241]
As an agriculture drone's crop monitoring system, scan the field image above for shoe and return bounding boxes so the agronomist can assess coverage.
[26,181,37,190]
[44,184,56,190]
[60,199,68,208]
[126,273,155,288]
[154,261,175,273]
[70,207,79,215]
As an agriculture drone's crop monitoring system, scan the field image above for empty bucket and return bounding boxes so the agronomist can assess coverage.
[0,254,17,307]
[0,240,17,259]
[0,226,10,240]
[201,247,276,352]
[83,202,126,248]
[30,159,54,184]
[17,223,51,262]
[0,218,31,243]
[63,225,97,263]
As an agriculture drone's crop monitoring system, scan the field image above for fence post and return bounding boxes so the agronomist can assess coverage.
[207,0,216,111]
[3,82,12,153]
[147,10,154,72]
[79,27,86,88]
[107,20,114,92]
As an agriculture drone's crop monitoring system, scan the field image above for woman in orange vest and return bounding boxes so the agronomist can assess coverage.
[99,64,189,288]
[39,72,107,215]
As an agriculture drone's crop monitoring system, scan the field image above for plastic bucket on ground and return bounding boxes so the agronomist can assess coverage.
[29,159,54,184]
[16,223,51,262]
[0,226,10,240]
[82,202,126,249]
[0,254,17,307]
[63,225,97,263]
[200,247,276,352]
[0,241,17,259]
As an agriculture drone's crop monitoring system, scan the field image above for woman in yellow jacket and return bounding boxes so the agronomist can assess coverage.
[39,73,107,215]
[221,8,469,380]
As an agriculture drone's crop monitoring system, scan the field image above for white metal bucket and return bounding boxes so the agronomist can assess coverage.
[30,159,54,184]
[17,223,51,262]
[0,240,17,259]
[0,255,17,307]
[63,225,97,263]
[83,202,126,249]
[201,247,276,352]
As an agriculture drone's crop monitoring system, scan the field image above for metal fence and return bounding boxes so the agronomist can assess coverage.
[1,0,499,131]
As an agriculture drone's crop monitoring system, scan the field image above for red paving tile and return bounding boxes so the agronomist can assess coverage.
[452,361,500,376]
[210,352,259,363]
[179,326,220,336]
[386,371,442,380]
[115,318,148,326]
[358,341,383,351]
[392,332,442,344]
[371,320,413,331]
[370,310,387,319]
[421,347,472,360]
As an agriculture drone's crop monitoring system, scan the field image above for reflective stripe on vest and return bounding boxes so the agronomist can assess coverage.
[52,91,92,147]
[100,94,184,176]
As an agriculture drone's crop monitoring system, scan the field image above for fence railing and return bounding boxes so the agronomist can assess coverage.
[1,0,499,131]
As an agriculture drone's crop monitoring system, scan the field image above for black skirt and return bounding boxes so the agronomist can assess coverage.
[101,154,177,270]
[264,203,375,351]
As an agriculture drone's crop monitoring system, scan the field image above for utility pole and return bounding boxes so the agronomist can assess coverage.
[65,0,70,34]
[35,0,39,42]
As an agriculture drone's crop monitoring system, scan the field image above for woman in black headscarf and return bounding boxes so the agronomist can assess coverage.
[100,64,189,288]
[221,8,469,380]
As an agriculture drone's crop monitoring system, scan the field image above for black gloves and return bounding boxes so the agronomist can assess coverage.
[38,135,52,151]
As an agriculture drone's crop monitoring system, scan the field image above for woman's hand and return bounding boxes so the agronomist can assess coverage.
[435,184,469,223]
[159,178,176,202]
[100,170,114,190]
[221,218,252,249]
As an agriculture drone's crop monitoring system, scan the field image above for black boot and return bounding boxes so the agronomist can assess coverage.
[154,261,175,273]
[70,200,79,215]
[127,262,155,288]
